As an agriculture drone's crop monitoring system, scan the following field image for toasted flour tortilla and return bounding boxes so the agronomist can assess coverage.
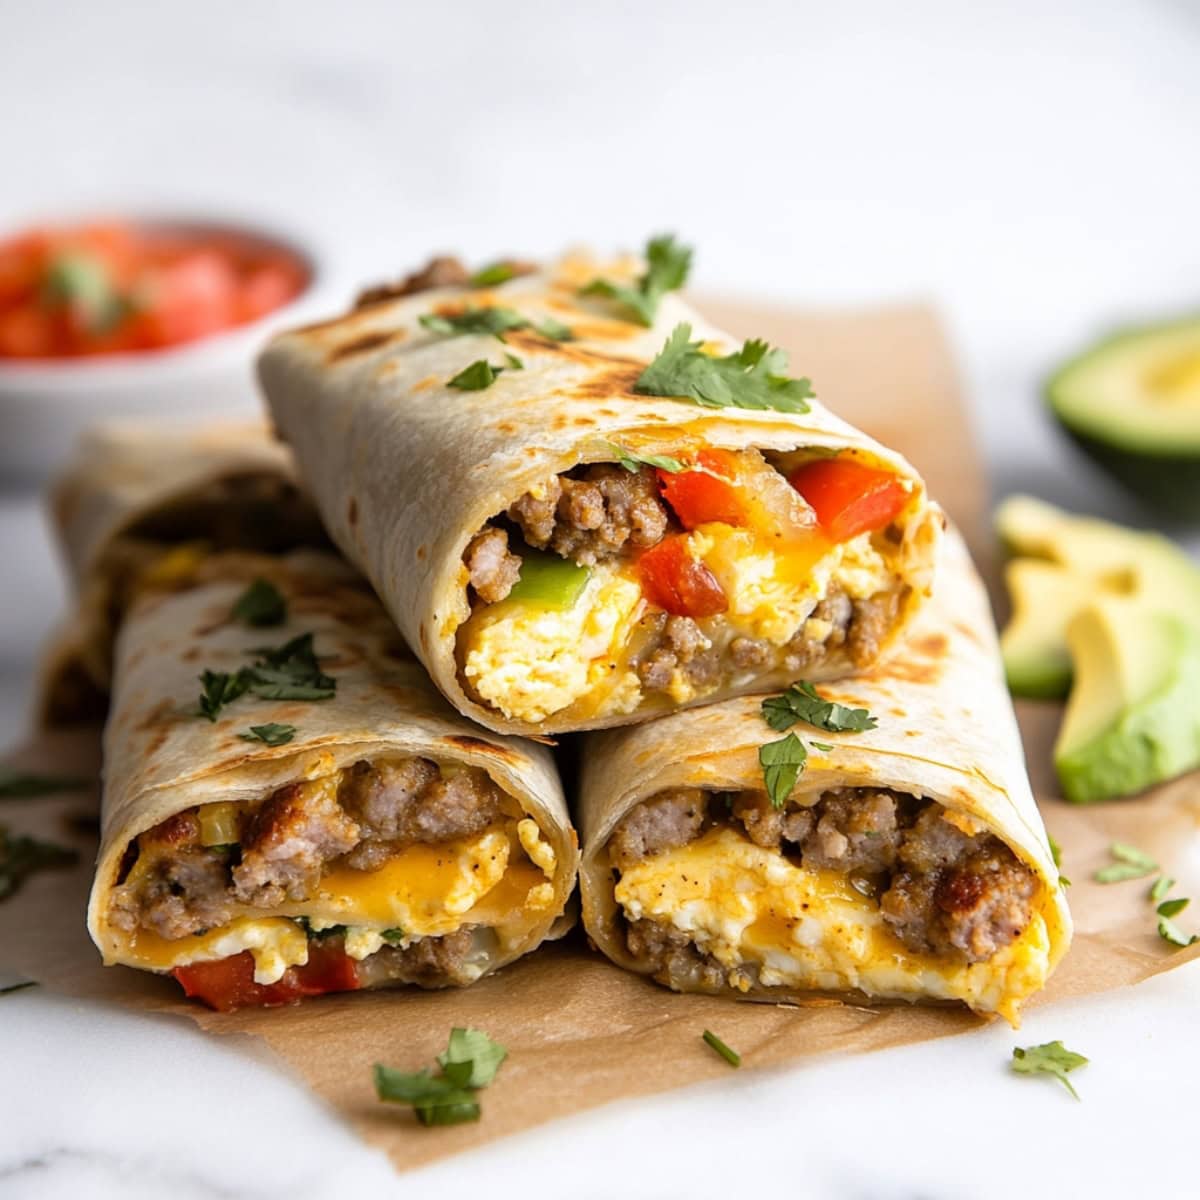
[258,252,941,736]
[39,421,328,723]
[88,550,577,994]
[578,529,1072,1022]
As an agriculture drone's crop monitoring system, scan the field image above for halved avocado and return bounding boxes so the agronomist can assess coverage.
[1047,316,1200,521]
[996,496,1200,698]
[1055,598,1200,803]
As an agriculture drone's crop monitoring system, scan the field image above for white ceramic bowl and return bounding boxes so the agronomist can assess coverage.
[0,215,341,489]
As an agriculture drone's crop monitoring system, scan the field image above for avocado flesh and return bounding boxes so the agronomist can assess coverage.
[1055,600,1200,803]
[1000,559,1099,699]
[995,496,1200,698]
[1047,317,1200,520]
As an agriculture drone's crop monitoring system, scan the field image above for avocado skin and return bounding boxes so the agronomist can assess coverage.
[1005,661,1071,701]
[1055,423,1200,523]
[1055,621,1200,804]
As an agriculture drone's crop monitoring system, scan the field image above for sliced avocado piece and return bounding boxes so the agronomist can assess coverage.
[1054,598,1200,803]
[995,496,1200,697]
[1000,559,1099,699]
[1046,316,1200,520]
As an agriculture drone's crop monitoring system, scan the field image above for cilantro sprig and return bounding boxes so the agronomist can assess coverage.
[232,578,287,628]
[1047,833,1071,888]
[197,632,336,722]
[420,306,573,344]
[608,443,685,474]
[447,353,524,391]
[762,681,877,735]
[374,1027,507,1126]
[634,323,814,414]
[238,723,296,747]
[759,733,807,810]
[581,234,692,326]
[756,682,876,808]
[1011,1040,1088,1100]
[469,261,521,288]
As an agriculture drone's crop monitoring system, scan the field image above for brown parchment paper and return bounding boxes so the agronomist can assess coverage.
[3,302,1198,1174]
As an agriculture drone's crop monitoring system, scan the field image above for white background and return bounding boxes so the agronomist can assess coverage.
[1,2,1198,1196]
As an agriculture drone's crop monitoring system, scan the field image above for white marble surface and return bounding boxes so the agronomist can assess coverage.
[2,1,1200,1195]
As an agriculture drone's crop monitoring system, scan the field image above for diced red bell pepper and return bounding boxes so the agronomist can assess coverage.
[638,534,728,618]
[657,448,747,529]
[788,458,909,543]
[172,942,361,1011]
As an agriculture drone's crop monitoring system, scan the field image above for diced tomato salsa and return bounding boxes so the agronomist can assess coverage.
[0,220,308,359]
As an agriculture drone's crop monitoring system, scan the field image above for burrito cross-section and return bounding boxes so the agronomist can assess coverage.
[259,251,941,735]
[87,551,577,1009]
[579,531,1071,1024]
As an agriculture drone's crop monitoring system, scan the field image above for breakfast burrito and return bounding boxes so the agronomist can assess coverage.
[578,530,1071,1023]
[40,420,328,723]
[87,550,577,1009]
[259,247,942,735]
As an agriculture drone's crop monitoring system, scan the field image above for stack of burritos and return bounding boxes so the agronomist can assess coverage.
[44,245,1070,1019]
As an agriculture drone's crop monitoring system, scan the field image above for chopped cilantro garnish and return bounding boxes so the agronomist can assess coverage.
[702,1029,741,1068]
[762,681,877,735]
[374,1027,507,1126]
[504,352,524,369]
[0,768,87,799]
[469,261,520,288]
[232,578,287,627]
[448,359,507,391]
[608,444,685,474]
[581,234,693,326]
[381,927,406,945]
[197,632,336,720]
[238,723,296,747]
[1047,833,1071,888]
[759,733,807,809]
[0,824,79,902]
[532,315,574,341]
[420,306,572,345]
[1093,841,1158,884]
[198,669,250,722]
[634,323,813,413]
[1011,1041,1088,1100]
[437,1027,508,1088]
[810,741,835,753]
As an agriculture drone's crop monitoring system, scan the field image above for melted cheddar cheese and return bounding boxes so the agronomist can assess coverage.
[108,820,560,982]
[615,827,1052,1023]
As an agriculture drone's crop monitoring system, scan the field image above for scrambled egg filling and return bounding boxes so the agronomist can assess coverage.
[112,820,560,984]
[463,566,644,723]
[461,523,894,724]
[614,827,1051,1022]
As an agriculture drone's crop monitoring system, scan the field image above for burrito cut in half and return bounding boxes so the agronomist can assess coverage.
[41,421,328,724]
[259,249,941,735]
[579,530,1071,1023]
[88,550,576,1010]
